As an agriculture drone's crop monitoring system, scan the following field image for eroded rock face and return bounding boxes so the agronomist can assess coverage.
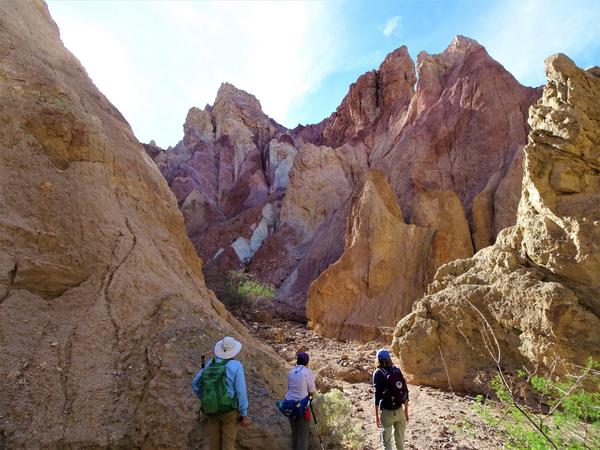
[392,55,600,392]
[306,170,434,341]
[143,83,293,279]
[371,36,538,224]
[145,35,539,326]
[411,191,474,280]
[0,1,289,448]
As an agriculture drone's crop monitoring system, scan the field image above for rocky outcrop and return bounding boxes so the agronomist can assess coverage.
[371,36,538,224]
[392,55,600,392]
[306,170,434,341]
[0,1,289,448]
[306,173,480,341]
[411,191,474,280]
[279,142,369,240]
[143,83,294,280]
[144,35,539,326]
[275,38,538,318]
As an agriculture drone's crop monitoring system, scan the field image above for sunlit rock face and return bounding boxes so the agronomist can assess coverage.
[146,36,539,328]
[306,170,434,341]
[392,55,600,393]
[0,1,290,448]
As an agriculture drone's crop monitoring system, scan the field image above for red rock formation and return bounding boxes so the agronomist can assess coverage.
[392,55,600,391]
[146,36,540,330]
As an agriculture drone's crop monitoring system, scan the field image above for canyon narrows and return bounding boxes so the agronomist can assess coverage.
[145,36,540,340]
[1,1,599,449]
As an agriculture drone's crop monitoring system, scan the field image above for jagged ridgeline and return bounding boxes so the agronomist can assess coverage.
[0,1,289,448]
[145,36,540,337]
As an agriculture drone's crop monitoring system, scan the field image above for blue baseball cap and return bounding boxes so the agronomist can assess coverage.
[376,349,391,361]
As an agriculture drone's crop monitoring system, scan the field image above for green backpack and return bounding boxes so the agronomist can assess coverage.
[200,359,239,415]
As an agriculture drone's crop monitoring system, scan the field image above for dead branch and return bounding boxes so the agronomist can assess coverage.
[465,299,559,450]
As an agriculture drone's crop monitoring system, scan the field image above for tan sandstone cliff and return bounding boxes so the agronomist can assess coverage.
[306,170,434,341]
[0,1,289,448]
[392,54,600,392]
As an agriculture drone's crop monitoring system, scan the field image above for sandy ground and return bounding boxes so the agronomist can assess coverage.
[240,312,506,449]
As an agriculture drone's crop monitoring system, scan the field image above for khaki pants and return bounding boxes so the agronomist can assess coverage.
[380,408,406,450]
[205,410,239,450]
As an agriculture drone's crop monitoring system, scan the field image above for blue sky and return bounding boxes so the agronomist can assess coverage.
[47,0,600,147]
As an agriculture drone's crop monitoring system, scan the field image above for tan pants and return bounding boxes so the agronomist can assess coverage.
[205,410,239,450]
[380,408,406,450]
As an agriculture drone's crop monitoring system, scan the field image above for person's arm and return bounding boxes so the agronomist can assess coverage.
[191,359,212,399]
[191,369,203,399]
[234,363,249,423]
[403,400,409,422]
[306,368,316,397]
[373,370,383,428]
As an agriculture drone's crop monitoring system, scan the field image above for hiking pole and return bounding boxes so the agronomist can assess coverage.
[308,397,325,450]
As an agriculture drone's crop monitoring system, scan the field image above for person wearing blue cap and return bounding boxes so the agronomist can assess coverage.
[373,349,409,450]
[285,351,316,450]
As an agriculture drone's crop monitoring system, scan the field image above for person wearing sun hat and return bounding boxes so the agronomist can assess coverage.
[192,336,249,450]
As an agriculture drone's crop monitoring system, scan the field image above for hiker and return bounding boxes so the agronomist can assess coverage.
[373,349,409,450]
[192,336,249,450]
[285,351,316,450]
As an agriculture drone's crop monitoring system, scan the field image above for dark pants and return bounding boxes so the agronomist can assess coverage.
[289,415,309,450]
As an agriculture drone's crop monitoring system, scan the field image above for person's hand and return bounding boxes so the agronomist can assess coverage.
[404,409,409,423]
[240,415,250,427]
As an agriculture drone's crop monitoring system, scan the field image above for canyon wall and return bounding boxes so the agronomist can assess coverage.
[146,36,540,337]
[0,1,289,447]
[392,55,600,392]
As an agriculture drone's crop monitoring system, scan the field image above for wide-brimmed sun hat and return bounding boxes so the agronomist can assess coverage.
[214,336,242,359]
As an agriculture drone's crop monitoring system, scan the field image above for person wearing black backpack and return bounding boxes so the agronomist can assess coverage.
[373,349,409,450]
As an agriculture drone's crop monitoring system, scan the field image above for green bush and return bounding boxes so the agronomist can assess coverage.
[312,389,365,449]
[208,270,276,310]
[225,271,276,299]
[475,358,600,450]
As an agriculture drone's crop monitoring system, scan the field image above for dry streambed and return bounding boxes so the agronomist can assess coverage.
[240,312,505,449]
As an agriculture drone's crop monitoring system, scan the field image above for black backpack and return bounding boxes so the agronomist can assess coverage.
[378,366,408,409]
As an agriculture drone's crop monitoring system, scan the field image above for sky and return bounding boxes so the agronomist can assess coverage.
[47,0,600,148]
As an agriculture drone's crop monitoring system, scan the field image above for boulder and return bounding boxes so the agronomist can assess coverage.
[0,2,289,448]
[392,54,600,392]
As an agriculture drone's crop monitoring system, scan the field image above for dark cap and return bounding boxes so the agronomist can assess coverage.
[296,352,309,366]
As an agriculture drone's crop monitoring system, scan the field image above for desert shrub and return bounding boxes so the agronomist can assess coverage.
[208,270,276,310]
[226,270,276,299]
[312,389,365,449]
[475,358,600,450]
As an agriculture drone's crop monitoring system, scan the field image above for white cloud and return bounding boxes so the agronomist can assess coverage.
[381,16,401,37]
[47,1,342,147]
[477,0,600,87]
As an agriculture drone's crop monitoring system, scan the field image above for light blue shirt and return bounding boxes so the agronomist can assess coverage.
[191,357,249,417]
